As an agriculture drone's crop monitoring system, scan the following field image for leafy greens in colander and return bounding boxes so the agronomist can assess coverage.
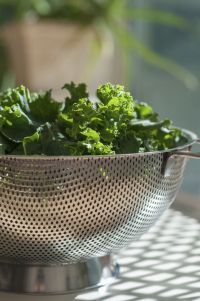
[0,83,187,155]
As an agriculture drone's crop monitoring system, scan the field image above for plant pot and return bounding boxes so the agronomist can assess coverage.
[1,21,123,95]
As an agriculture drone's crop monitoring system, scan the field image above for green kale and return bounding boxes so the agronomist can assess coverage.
[23,123,73,156]
[0,132,17,154]
[0,82,187,156]
[0,86,31,113]
[62,82,89,112]
[96,83,136,144]
[0,104,36,142]
[29,90,63,123]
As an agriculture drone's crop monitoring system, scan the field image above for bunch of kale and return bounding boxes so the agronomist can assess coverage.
[0,82,187,155]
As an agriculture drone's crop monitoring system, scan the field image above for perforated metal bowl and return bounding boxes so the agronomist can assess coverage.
[0,129,198,265]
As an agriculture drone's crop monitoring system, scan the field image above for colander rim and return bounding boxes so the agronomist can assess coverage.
[0,128,198,160]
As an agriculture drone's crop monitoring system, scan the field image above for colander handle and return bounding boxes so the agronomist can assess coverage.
[163,140,200,176]
[173,139,200,159]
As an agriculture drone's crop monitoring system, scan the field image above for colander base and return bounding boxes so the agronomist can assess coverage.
[0,255,119,295]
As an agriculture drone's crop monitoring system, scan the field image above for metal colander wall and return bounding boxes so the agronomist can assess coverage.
[0,152,187,265]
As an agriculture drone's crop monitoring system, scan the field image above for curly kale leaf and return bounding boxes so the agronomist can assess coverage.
[0,104,36,142]
[79,128,113,155]
[29,90,63,123]
[97,83,134,105]
[63,82,89,111]
[135,102,158,121]
[23,123,70,156]
[96,83,136,144]
[0,132,17,154]
[58,97,96,138]
[129,118,186,152]
[0,86,31,113]
[58,96,113,155]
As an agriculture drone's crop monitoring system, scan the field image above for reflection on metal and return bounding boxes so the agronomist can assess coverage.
[0,255,118,294]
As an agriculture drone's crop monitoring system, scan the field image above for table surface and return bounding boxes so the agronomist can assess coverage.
[1,209,200,301]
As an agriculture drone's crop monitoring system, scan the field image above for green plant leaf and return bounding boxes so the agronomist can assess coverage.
[39,123,69,156]
[0,144,4,154]
[80,128,100,142]
[63,82,89,111]
[23,131,41,155]
[124,8,192,31]
[130,35,199,90]
[111,23,199,89]
[0,132,17,154]
[0,85,31,113]
[29,90,63,123]
[1,104,36,142]
[116,133,141,154]
[97,82,134,105]
[22,123,71,156]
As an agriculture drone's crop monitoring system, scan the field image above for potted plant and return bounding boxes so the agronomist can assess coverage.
[0,0,197,94]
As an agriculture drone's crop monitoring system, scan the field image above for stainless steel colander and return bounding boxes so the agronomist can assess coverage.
[0,129,199,294]
[0,129,199,266]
